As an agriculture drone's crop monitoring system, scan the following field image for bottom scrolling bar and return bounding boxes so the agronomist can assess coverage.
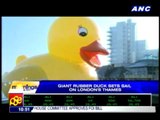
[10,106,156,113]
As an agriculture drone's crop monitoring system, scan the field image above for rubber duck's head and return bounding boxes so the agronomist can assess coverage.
[48,17,109,68]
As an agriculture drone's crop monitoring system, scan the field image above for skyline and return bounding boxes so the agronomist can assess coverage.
[2,17,159,75]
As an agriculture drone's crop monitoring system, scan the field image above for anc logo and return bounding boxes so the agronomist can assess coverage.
[9,94,23,106]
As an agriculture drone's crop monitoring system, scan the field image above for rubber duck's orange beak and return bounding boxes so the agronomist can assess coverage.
[80,40,109,68]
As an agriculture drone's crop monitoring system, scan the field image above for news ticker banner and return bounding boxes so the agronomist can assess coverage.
[9,80,158,94]
[8,80,158,113]
[9,93,155,112]
[10,106,156,113]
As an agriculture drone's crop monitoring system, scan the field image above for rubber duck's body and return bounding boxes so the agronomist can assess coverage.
[15,54,97,80]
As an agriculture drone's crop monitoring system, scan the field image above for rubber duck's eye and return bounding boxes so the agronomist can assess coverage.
[78,27,88,37]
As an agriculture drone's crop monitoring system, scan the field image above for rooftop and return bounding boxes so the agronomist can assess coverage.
[126,59,159,68]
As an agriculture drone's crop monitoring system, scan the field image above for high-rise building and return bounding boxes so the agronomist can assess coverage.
[108,19,136,66]
[135,40,159,60]
[135,40,146,61]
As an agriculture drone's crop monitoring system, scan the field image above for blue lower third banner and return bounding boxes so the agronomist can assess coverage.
[35,81,158,94]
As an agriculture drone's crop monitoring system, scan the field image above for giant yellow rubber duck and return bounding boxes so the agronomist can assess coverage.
[2,17,109,96]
